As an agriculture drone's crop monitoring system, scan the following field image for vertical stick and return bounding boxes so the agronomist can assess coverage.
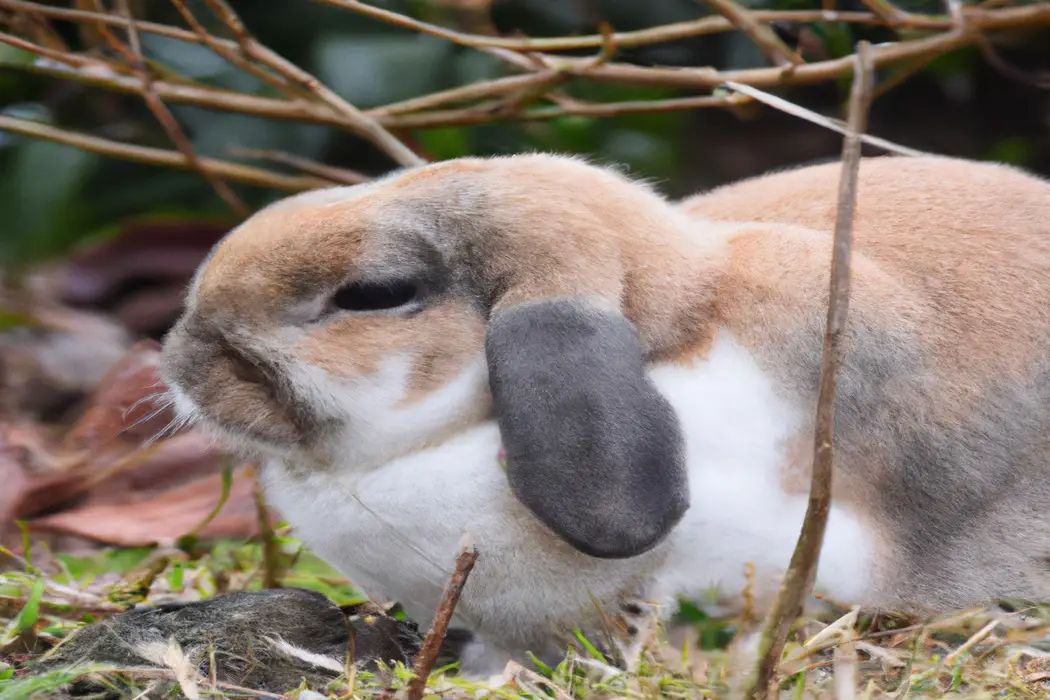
[742,40,875,700]
[403,543,479,700]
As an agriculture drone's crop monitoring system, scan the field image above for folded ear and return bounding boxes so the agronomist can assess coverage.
[485,297,689,559]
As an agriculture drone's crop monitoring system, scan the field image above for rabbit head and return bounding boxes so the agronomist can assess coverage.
[160,154,723,560]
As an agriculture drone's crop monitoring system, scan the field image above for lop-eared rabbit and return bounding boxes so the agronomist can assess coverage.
[160,153,1050,676]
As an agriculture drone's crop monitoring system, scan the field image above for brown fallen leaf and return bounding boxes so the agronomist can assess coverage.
[29,465,261,547]
[13,431,226,518]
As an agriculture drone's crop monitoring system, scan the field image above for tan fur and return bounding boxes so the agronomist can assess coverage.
[683,157,1050,379]
[300,299,486,405]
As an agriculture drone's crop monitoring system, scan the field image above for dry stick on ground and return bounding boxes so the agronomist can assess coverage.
[403,543,480,700]
[742,40,875,700]
[96,0,248,217]
[0,115,328,191]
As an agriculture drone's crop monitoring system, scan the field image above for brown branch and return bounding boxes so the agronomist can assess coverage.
[699,0,803,67]
[191,0,424,168]
[0,28,96,67]
[539,3,1050,89]
[381,93,744,129]
[310,0,947,50]
[1,0,422,167]
[742,40,875,700]
[0,115,329,191]
[3,5,1048,134]
[0,0,949,54]
[404,543,479,700]
[720,81,925,156]
[227,147,368,185]
[108,0,248,217]
[168,0,300,99]
[860,0,941,28]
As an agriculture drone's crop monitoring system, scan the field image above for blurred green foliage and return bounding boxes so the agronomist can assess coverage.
[0,0,1046,278]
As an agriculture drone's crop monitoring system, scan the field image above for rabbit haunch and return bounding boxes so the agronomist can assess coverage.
[161,153,1050,676]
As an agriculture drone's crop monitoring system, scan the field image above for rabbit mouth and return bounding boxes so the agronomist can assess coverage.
[160,318,330,455]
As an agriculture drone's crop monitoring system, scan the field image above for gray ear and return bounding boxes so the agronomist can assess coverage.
[485,298,689,559]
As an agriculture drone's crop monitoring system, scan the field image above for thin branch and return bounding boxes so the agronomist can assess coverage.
[0,28,96,67]
[743,39,875,700]
[227,146,368,185]
[5,50,737,130]
[0,0,952,54]
[191,0,424,168]
[0,115,329,192]
[720,81,928,156]
[110,0,248,217]
[698,0,803,67]
[309,0,949,50]
[168,0,300,99]
[3,4,1048,134]
[539,4,1050,89]
[404,542,479,700]
[370,71,562,116]
[380,93,745,129]
[860,0,943,28]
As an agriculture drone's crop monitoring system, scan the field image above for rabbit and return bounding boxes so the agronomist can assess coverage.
[159,152,1050,677]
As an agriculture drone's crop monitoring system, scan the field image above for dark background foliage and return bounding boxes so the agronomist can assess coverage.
[1,0,1048,339]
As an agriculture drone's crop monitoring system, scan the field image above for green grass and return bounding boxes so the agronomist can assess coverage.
[3,534,1050,699]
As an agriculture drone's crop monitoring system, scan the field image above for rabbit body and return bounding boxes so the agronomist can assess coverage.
[257,335,873,673]
[161,153,1050,677]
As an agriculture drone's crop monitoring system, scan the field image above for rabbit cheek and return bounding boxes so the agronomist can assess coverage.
[297,303,490,461]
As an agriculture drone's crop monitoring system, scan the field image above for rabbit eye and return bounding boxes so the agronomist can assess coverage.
[332,280,418,312]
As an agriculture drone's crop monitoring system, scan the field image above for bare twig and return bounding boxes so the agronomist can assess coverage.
[4,4,1049,136]
[539,4,1050,88]
[0,28,97,67]
[699,0,803,67]
[742,40,875,700]
[0,115,328,191]
[227,147,368,185]
[942,619,999,666]
[110,0,248,217]
[381,93,746,129]
[720,81,928,156]
[310,0,950,50]
[0,0,952,53]
[168,0,300,98]
[860,0,941,27]
[188,0,424,168]
[403,541,479,700]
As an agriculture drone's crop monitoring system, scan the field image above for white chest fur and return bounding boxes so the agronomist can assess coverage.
[261,331,875,673]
